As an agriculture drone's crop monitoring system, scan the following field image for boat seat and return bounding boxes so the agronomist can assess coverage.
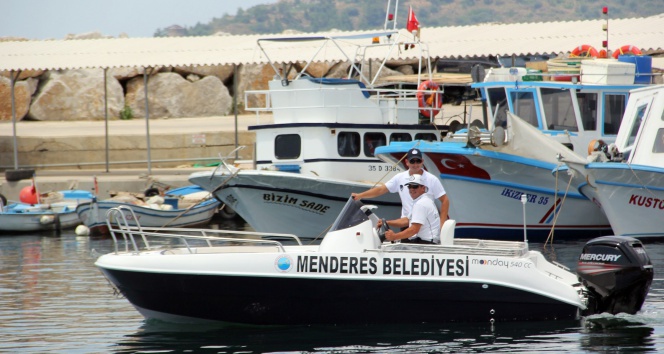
[439,219,456,245]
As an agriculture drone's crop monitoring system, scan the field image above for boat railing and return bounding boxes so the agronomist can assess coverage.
[374,238,529,258]
[244,85,441,124]
[105,205,302,255]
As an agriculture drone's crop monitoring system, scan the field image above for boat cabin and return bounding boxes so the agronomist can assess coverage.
[243,31,449,182]
[472,80,647,155]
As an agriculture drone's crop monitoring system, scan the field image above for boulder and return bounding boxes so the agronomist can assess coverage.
[125,72,231,118]
[28,69,124,121]
[0,69,45,80]
[0,76,33,122]
[236,64,278,113]
[173,64,235,83]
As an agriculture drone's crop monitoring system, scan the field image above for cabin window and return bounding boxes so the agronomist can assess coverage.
[275,134,301,159]
[576,92,598,130]
[604,94,628,135]
[510,91,539,128]
[627,104,648,147]
[390,133,412,142]
[414,133,438,142]
[338,132,361,157]
[540,88,578,132]
[363,132,386,157]
[487,88,508,128]
[653,128,664,153]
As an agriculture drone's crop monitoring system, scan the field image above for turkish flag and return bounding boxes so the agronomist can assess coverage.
[407,6,420,33]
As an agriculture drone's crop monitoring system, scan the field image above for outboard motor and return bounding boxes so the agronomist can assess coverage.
[577,236,653,315]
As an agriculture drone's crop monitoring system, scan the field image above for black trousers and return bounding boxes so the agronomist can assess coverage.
[401,237,435,244]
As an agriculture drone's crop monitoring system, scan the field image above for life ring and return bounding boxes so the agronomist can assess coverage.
[416,80,443,118]
[570,44,599,58]
[612,45,642,59]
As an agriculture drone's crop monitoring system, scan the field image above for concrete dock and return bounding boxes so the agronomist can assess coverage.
[0,114,272,201]
[0,103,474,202]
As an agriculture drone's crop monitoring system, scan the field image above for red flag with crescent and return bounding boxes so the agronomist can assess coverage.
[407,6,420,33]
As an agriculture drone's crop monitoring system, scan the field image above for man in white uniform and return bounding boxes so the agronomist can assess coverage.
[383,174,441,244]
[352,148,449,220]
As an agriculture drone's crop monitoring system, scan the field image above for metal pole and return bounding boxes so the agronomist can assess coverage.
[104,68,109,172]
[234,64,238,159]
[10,70,20,169]
[143,68,152,174]
[521,194,528,243]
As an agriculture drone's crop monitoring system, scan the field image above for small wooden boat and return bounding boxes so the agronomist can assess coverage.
[0,190,94,233]
[75,185,220,236]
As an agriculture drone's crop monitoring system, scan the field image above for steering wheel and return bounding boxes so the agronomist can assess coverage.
[378,218,389,243]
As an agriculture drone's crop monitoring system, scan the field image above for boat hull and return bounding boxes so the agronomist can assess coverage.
[0,210,81,232]
[379,143,612,241]
[98,247,581,325]
[101,269,578,325]
[580,164,664,237]
[76,199,219,235]
[189,170,402,238]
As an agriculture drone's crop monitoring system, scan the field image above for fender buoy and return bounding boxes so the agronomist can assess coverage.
[587,139,608,156]
[612,45,642,59]
[416,80,443,118]
[570,44,599,58]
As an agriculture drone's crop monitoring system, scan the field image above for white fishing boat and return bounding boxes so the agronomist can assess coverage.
[376,76,653,241]
[189,4,455,238]
[0,190,94,233]
[95,197,654,325]
[76,185,219,236]
[558,84,664,237]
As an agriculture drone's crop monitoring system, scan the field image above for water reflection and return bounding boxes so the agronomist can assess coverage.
[115,319,582,353]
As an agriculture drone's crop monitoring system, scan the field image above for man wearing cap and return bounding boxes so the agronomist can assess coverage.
[383,174,441,244]
[351,147,449,221]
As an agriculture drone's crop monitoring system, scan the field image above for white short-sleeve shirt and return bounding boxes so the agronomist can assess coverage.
[384,169,445,217]
[408,194,441,243]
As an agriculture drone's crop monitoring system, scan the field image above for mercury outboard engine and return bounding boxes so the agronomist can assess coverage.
[577,236,653,315]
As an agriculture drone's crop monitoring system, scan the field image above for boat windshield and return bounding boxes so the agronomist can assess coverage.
[329,198,369,232]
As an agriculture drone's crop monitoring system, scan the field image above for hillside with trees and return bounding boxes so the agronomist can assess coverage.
[155,0,663,37]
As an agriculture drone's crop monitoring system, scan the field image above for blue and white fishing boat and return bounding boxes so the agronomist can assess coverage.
[376,71,653,241]
[0,190,94,233]
[76,185,219,236]
[558,84,664,238]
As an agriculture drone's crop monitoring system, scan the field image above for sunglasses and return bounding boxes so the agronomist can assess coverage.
[407,184,421,189]
[409,159,422,164]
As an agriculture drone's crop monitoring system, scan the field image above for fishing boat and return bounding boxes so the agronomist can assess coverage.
[75,185,219,236]
[189,18,455,238]
[376,74,653,241]
[95,197,653,325]
[0,189,94,233]
[558,84,664,237]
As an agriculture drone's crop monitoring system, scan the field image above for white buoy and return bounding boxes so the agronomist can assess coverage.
[75,224,90,236]
[40,215,55,224]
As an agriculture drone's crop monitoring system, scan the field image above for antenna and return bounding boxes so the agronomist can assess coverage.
[602,7,609,57]
[383,0,398,31]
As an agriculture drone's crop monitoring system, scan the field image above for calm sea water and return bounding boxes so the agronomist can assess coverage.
[1,220,663,353]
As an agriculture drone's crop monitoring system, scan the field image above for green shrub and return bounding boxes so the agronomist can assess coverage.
[119,105,133,120]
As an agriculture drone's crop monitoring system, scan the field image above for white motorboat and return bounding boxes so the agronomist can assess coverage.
[76,185,219,236]
[558,84,664,237]
[95,198,653,325]
[189,22,456,238]
[0,189,94,233]
[376,77,653,241]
